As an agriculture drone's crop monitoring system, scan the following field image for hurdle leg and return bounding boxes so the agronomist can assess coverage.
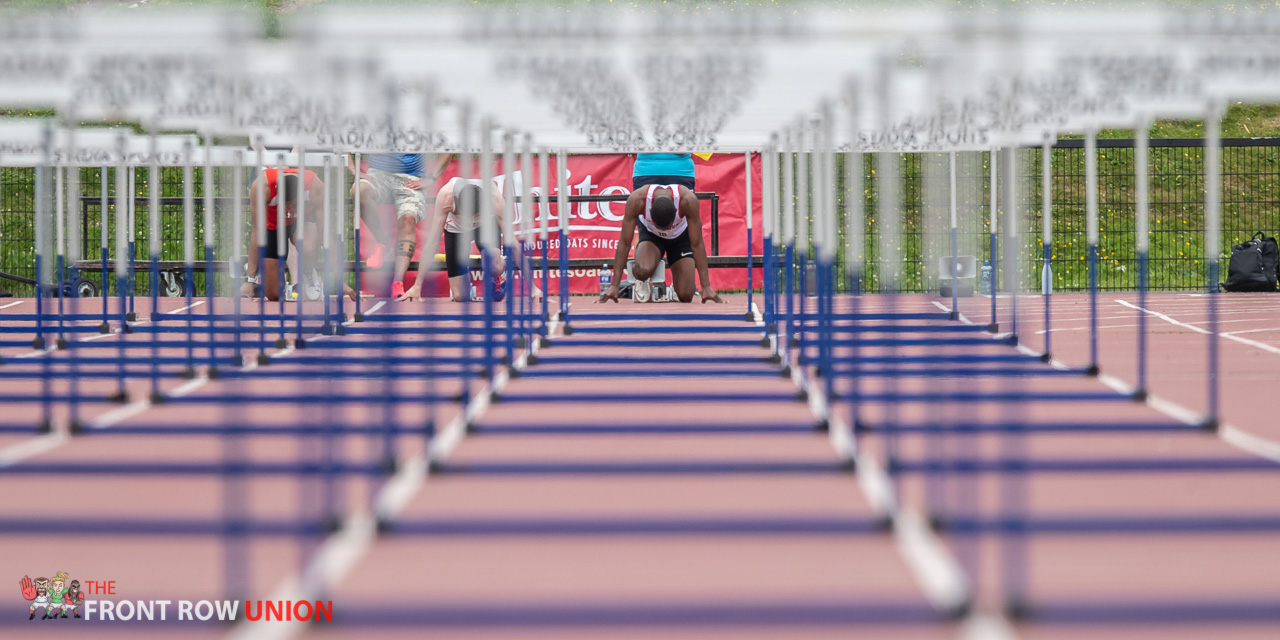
[1134,119,1151,398]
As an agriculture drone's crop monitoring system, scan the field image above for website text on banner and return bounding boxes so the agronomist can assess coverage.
[358,153,763,296]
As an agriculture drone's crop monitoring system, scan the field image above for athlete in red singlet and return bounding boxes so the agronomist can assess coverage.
[240,168,354,302]
[598,184,721,304]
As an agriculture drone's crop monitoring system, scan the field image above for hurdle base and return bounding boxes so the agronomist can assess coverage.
[743,310,754,322]
[1132,388,1148,402]
[230,354,245,368]
[563,324,574,336]
[514,336,527,349]
[257,353,271,366]
[1085,363,1100,377]
[987,322,999,333]
[779,365,791,378]
[946,600,973,621]
[526,354,539,366]
[334,324,347,335]
[149,391,166,405]
[769,352,782,364]
[32,337,45,350]
[1200,417,1220,433]
[759,336,771,348]
[122,323,134,334]
[295,338,308,349]
[378,457,398,474]
[274,337,288,349]
[874,515,894,533]
[794,388,808,402]
[178,367,197,380]
[1004,335,1019,347]
[789,336,799,347]
[68,419,84,435]
[98,322,111,334]
[839,456,856,472]
[55,337,68,350]
[815,419,830,433]
[1040,352,1052,363]
[354,312,365,322]
[767,322,776,334]
[126,312,137,322]
[927,512,948,532]
[477,367,490,379]
[507,367,521,379]
[207,366,221,380]
[107,390,129,404]
[38,419,53,434]
[539,336,550,348]
[323,515,343,534]
[1005,596,1034,621]
[321,323,335,336]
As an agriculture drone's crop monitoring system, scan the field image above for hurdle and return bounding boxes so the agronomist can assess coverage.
[4,4,1280,636]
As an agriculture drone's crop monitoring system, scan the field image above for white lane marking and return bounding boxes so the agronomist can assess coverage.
[13,347,55,359]
[1220,426,1280,464]
[0,433,67,468]
[235,301,532,640]
[87,374,212,430]
[1223,327,1280,336]
[894,508,970,613]
[1117,299,1280,355]
[1115,299,1211,334]
[166,300,205,314]
[1034,323,1139,334]
[0,301,24,310]
[962,614,1020,640]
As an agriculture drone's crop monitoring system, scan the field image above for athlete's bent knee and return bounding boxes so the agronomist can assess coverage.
[633,263,656,281]
[675,286,695,303]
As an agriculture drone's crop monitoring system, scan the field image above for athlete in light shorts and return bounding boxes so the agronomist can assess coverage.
[598,183,722,304]
[398,177,516,302]
[350,153,452,298]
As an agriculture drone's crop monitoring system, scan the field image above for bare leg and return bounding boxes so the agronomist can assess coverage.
[669,257,696,302]
[448,274,467,301]
[352,180,391,247]
[262,257,283,302]
[393,214,418,284]
[632,241,662,281]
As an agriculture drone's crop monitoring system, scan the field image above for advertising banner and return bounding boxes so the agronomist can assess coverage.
[360,152,762,297]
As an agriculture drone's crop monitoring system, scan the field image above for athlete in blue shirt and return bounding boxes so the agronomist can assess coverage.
[350,153,452,297]
[632,153,696,191]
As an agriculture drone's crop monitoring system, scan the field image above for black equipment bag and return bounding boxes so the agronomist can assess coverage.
[1224,232,1279,292]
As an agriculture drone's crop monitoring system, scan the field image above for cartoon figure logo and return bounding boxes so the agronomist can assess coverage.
[19,573,78,621]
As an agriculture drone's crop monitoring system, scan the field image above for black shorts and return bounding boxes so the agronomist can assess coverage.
[263,223,296,260]
[633,175,695,191]
[636,226,694,268]
[443,230,500,277]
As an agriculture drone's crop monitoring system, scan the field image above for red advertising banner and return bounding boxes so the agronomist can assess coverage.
[359,153,762,297]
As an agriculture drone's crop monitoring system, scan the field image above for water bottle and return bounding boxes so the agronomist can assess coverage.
[979,259,992,295]
[599,264,612,294]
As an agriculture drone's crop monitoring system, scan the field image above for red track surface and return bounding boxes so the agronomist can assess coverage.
[0,291,1277,638]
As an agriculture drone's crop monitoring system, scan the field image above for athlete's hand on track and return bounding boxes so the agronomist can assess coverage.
[238,282,257,299]
[397,284,424,302]
[700,288,724,304]
[344,284,358,302]
[20,576,36,600]
[597,284,620,303]
[404,178,423,191]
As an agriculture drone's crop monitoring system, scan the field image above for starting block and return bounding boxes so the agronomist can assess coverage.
[626,258,669,303]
